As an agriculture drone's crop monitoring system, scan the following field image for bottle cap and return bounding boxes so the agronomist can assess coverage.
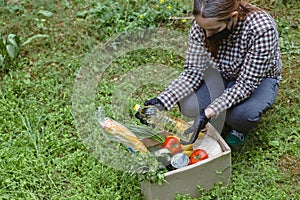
[133,104,141,111]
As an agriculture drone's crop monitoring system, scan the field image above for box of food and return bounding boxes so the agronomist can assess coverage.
[140,123,231,200]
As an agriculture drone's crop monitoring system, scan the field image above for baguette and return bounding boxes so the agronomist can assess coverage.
[102,118,149,153]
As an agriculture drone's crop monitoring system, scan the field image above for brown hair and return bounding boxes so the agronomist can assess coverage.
[193,0,260,21]
[193,0,261,58]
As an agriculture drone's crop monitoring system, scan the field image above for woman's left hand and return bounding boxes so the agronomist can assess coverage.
[181,109,211,144]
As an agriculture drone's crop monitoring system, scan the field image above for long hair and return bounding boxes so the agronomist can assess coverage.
[193,0,260,20]
[193,0,261,58]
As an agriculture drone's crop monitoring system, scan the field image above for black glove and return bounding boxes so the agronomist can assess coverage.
[135,97,165,125]
[144,98,165,111]
[180,109,210,145]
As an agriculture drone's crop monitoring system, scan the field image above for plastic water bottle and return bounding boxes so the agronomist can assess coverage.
[134,104,193,142]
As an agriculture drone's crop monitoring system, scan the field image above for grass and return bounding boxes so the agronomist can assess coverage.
[0,0,299,199]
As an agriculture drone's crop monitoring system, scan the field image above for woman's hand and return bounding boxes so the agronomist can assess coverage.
[181,109,211,144]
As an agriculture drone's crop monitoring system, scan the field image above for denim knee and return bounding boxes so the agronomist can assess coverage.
[178,94,202,118]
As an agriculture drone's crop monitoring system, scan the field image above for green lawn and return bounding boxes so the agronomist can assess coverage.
[0,0,299,199]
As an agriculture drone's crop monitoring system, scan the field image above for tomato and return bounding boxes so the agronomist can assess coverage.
[189,149,208,165]
[163,136,182,154]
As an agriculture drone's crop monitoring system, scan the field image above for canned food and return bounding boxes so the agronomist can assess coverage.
[170,153,190,169]
[154,148,172,167]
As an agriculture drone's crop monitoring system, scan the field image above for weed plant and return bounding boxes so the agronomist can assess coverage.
[0,0,299,199]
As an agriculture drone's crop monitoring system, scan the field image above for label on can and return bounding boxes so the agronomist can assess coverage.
[170,153,190,169]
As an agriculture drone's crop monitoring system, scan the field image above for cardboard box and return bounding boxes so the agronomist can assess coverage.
[140,123,231,200]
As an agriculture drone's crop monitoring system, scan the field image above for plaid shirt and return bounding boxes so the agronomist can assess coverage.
[158,10,282,116]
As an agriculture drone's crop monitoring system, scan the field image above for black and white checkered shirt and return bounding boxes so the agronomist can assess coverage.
[157,10,282,116]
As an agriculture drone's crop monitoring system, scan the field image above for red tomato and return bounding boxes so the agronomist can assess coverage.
[189,149,208,165]
[163,136,181,154]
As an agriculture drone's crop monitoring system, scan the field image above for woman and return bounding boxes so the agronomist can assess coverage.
[137,0,282,149]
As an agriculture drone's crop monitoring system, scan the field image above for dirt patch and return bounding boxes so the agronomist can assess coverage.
[278,154,300,186]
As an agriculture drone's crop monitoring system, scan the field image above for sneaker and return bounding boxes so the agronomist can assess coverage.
[225,130,249,150]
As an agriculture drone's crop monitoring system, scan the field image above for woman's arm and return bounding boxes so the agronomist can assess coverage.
[208,26,280,116]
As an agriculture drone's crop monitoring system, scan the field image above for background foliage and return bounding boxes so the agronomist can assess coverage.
[0,0,299,199]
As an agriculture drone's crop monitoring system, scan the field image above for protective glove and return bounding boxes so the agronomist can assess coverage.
[180,109,210,145]
[144,98,165,111]
[135,97,165,126]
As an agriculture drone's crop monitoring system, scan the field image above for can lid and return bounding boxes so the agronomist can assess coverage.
[171,153,190,169]
[133,104,141,111]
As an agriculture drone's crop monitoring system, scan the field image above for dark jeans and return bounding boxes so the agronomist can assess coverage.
[179,67,279,134]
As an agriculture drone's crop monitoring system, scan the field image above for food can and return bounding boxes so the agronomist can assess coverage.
[154,148,172,167]
[170,153,190,169]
